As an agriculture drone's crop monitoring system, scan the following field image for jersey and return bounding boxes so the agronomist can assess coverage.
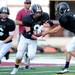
[16,8,32,33]
[22,12,49,39]
[0,18,15,42]
[59,12,75,34]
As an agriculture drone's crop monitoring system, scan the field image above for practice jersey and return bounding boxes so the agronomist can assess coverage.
[59,12,75,34]
[22,12,49,39]
[0,18,15,41]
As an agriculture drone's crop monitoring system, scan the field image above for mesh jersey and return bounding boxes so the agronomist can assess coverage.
[0,18,15,41]
[59,12,75,34]
[22,12,49,39]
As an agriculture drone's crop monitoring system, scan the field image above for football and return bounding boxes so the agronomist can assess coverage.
[33,24,43,37]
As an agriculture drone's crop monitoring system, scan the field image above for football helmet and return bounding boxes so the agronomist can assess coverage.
[56,2,70,15]
[0,7,10,15]
[31,4,42,14]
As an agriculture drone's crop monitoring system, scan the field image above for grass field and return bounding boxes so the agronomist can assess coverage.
[0,65,75,75]
[0,53,75,75]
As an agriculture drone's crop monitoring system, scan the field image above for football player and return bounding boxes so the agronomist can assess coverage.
[42,2,75,74]
[11,4,49,74]
[0,7,15,62]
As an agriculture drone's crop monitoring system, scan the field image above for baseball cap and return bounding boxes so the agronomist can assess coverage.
[24,0,31,4]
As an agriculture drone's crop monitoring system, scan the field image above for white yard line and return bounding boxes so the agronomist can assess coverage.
[1,57,75,65]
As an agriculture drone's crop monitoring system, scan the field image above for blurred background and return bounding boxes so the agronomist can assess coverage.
[1,2,75,74]
[0,0,75,54]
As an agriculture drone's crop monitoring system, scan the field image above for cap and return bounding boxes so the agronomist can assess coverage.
[24,0,31,4]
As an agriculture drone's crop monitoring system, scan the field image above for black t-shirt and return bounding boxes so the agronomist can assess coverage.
[59,12,75,34]
[22,12,49,39]
[0,18,15,41]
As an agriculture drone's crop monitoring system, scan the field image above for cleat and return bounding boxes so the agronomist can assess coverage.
[10,68,18,74]
[19,65,31,70]
[25,65,30,69]
[57,68,69,74]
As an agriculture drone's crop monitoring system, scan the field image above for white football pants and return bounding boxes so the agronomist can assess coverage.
[0,41,12,60]
[16,34,37,60]
[66,37,75,52]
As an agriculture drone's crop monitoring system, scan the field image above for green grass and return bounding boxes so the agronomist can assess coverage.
[0,52,74,75]
[0,66,75,75]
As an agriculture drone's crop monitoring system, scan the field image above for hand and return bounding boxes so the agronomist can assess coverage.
[33,31,42,37]
[42,32,49,37]
[31,34,38,40]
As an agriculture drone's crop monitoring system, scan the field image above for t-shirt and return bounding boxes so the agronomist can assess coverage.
[16,8,32,33]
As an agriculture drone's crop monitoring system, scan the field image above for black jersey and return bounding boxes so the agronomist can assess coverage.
[22,12,49,39]
[59,12,75,34]
[0,18,15,41]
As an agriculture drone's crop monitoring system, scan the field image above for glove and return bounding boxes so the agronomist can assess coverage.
[0,41,4,46]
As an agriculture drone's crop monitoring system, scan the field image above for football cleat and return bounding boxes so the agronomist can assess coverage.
[10,68,18,74]
[25,65,30,69]
[57,68,69,74]
[19,65,32,70]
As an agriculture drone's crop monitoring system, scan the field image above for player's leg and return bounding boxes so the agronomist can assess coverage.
[11,35,27,74]
[64,37,75,70]
[58,52,71,73]
[0,42,12,61]
[24,52,30,69]
[58,37,75,74]
[25,40,37,69]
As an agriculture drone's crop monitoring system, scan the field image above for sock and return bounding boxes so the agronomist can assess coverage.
[15,64,19,68]
[15,59,22,68]
[64,61,69,69]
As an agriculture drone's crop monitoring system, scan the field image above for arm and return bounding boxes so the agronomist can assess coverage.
[4,35,13,43]
[4,31,15,43]
[0,35,14,45]
[15,10,23,25]
[4,20,16,43]
[42,25,62,36]
[15,20,23,25]
[49,25,62,33]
